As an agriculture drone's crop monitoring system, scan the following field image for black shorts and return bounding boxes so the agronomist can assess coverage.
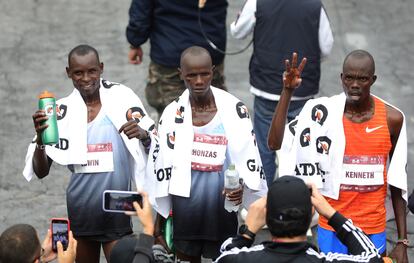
[75,230,133,243]
[174,239,222,260]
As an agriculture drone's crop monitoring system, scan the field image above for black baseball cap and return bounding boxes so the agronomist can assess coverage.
[266,176,312,223]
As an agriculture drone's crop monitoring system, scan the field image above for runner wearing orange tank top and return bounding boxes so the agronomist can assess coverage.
[319,96,391,233]
[268,51,408,262]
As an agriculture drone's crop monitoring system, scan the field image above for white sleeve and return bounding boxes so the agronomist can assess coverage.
[319,7,334,58]
[230,0,257,39]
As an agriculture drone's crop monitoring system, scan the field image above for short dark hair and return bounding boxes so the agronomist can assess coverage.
[0,224,40,263]
[68,44,100,66]
[267,207,312,237]
[180,46,212,68]
[343,49,375,74]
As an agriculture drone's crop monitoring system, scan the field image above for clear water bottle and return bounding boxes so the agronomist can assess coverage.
[224,164,240,212]
[38,90,59,145]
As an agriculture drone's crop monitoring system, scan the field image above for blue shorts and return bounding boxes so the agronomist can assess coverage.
[318,226,386,254]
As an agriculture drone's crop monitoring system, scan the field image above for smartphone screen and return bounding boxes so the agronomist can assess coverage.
[103,191,142,213]
[51,219,69,252]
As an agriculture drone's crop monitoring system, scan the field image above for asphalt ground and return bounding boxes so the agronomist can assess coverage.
[0,0,413,261]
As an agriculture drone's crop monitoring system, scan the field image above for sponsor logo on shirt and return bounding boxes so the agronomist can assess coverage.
[311,104,328,125]
[365,125,383,133]
[236,102,249,119]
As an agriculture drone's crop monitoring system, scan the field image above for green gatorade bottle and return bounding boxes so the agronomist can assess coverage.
[38,90,59,145]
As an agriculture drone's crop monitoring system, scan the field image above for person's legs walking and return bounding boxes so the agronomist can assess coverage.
[253,96,277,186]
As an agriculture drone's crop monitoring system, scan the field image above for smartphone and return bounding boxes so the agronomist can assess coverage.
[50,218,70,252]
[103,190,143,213]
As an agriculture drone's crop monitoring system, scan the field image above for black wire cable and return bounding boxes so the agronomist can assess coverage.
[198,8,253,55]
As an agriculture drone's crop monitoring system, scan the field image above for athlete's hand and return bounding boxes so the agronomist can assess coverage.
[128,46,143,65]
[283,52,307,90]
[223,179,244,206]
[388,243,408,263]
[119,119,149,141]
[32,110,49,144]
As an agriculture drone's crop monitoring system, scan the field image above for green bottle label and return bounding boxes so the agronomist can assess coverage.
[164,216,174,252]
[39,97,59,145]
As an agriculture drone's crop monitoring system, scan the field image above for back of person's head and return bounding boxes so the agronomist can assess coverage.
[266,176,312,238]
[0,224,41,263]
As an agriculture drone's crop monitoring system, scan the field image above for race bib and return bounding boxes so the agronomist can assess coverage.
[74,143,114,174]
[191,133,227,172]
[341,155,385,191]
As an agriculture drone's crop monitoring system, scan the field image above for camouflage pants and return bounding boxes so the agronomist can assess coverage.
[145,61,226,116]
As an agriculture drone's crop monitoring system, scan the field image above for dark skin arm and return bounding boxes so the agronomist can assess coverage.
[32,110,53,178]
[119,119,151,143]
[268,53,307,151]
[386,105,408,263]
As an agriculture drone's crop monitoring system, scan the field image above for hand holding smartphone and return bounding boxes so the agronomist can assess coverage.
[103,190,143,213]
[51,218,70,252]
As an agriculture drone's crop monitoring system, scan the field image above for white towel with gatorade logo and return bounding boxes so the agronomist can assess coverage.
[148,87,268,218]
[23,79,156,191]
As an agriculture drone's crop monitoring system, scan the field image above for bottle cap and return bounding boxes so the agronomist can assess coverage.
[228,164,235,170]
[38,90,55,99]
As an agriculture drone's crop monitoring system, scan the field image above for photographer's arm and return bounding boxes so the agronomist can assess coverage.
[310,184,382,261]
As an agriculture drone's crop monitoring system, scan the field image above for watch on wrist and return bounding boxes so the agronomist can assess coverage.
[238,224,256,240]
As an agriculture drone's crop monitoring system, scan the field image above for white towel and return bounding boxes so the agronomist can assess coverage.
[23,79,156,191]
[278,93,408,202]
[147,87,268,218]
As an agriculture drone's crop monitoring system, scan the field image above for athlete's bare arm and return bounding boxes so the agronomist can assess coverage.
[386,105,408,263]
[32,110,53,178]
[268,53,306,150]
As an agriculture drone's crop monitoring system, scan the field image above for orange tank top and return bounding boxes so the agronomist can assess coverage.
[319,97,391,234]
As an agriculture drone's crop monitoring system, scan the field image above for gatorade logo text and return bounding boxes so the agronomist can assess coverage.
[156,167,172,181]
[246,159,266,179]
[54,138,69,150]
[152,139,160,163]
[295,162,326,181]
